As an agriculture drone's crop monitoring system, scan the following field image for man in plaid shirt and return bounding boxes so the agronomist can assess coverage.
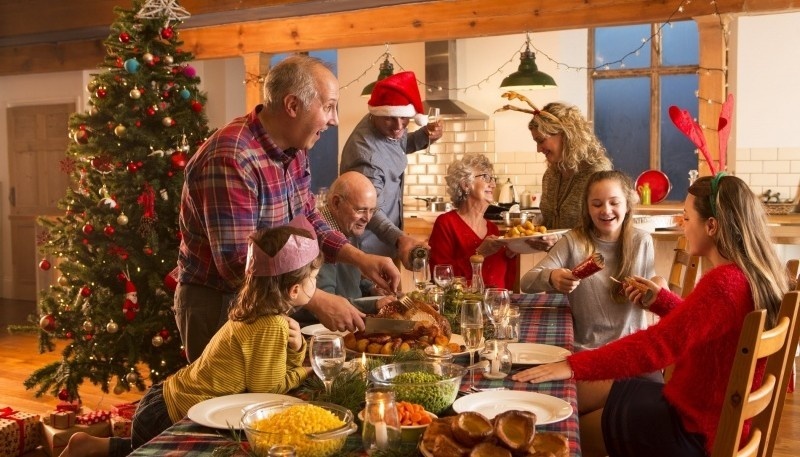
[174,55,400,361]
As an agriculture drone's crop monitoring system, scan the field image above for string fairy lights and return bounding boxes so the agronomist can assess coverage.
[243,0,729,100]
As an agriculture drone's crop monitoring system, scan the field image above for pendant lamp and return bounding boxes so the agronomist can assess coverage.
[500,33,556,90]
[361,56,395,97]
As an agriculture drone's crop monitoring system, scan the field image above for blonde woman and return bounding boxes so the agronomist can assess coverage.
[498,93,612,251]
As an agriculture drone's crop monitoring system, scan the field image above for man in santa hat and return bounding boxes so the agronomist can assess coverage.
[340,71,443,268]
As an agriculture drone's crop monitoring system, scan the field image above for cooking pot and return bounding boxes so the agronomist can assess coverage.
[415,196,452,212]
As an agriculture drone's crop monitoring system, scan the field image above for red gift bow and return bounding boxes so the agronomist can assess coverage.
[1,406,27,456]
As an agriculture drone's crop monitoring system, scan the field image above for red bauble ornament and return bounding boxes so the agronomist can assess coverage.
[191,101,203,112]
[160,27,174,39]
[127,162,139,173]
[74,129,90,145]
[39,314,56,332]
[84,334,93,341]
[143,245,153,256]
[103,225,115,236]
[58,388,70,401]
[167,170,175,178]
[170,151,187,170]
[160,329,171,338]
[96,87,107,98]
[135,120,142,127]
[82,223,94,235]
[115,56,123,68]
[161,90,171,99]
[80,286,92,297]
[146,106,156,116]
[39,259,51,270]
[65,331,74,339]
[118,32,131,43]
[91,155,113,173]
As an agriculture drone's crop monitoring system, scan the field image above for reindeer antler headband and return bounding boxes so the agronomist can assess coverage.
[668,93,734,174]
[494,91,561,125]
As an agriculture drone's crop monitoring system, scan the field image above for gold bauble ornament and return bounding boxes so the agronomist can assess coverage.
[114,124,126,137]
[125,372,138,383]
[151,335,164,347]
[117,213,129,226]
[113,384,125,395]
[106,320,119,334]
[82,320,94,332]
[58,276,69,286]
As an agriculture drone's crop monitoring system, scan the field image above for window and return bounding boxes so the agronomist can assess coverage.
[591,21,699,201]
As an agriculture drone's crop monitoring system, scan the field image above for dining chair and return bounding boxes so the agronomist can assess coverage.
[668,235,700,297]
[663,235,701,382]
[784,259,799,392]
[711,290,800,457]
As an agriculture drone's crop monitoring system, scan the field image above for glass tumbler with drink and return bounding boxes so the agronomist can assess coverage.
[309,333,345,395]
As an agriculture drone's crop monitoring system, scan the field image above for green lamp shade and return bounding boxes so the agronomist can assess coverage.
[500,49,556,90]
[361,58,395,97]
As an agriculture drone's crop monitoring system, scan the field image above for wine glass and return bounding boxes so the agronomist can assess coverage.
[433,264,454,289]
[412,257,430,291]
[460,299,484,389]
[309,333,345,395]
[483,288,511,340]
[423,107,440,156]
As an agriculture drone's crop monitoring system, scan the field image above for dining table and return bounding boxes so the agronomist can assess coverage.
[128,292,580,456]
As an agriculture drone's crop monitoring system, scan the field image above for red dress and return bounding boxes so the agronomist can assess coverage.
[428,210,516,290]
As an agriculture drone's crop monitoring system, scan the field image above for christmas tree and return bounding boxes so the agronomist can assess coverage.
[18,0,209,402]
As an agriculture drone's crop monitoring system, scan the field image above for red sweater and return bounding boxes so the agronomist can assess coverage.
[428,210,517,290]
[568,264,764,454]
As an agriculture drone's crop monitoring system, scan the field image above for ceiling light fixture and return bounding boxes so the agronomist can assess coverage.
[361,55,394,97]
[500,33,557,91]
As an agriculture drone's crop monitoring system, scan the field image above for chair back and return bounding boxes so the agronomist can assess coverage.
[787,259,799,290]
[711,290,800,457]
[668,235,700,297]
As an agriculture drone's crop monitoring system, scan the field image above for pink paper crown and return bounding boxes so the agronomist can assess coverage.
[245,216,320,277]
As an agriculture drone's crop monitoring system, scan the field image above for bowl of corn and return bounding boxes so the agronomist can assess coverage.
[240,400,357,457]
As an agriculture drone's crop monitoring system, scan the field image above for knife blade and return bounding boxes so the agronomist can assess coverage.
[363,317,416,335]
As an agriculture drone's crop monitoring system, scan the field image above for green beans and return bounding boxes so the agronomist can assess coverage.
[390,371,458,414]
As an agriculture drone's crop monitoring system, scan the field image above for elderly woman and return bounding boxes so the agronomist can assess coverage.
[498,93,612,251]
[428,153,517,290]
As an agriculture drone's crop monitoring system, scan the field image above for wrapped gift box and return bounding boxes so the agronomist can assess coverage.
[47,411,76,430]
[110,415,132,438]
[0,407,42,457]
[41,422,111,457]
[76,410,111,425]
[111,402,138,420]
[55,402,81,414]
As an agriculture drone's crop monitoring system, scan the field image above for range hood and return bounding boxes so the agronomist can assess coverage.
[423,41,488,120]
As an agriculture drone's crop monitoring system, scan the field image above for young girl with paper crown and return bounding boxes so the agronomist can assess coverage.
[513,173,788,457]
[60,218,321,457]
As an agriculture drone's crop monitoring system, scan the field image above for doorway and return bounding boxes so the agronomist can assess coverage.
[6,103,72,301]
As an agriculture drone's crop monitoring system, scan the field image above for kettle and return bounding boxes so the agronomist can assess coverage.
[497,178,517,205]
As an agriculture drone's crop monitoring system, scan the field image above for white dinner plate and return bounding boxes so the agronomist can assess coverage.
[452,390,572,423]
[507,343,571,365]
[498,229,570,254]
[300,323,347,337]
[345,333,482,358]
[187,393,301,430]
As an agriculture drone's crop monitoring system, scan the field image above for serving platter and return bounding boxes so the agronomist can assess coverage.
[498,229,569,254]
[345,333,481,358]
[507,343,571,365]
[187,393,301,430]
[451,391,572,423]
[299,323,348,337]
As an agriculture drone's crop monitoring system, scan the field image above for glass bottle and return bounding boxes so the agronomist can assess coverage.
[469,253,485,294]
[362,388,402,452]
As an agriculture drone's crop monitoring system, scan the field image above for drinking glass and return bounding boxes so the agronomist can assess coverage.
[309,333,345,395]
[423,107,441,156]
[460,299,484,388]
[412,257,430,291]
[483,288,511,340]
[433,264,454,289]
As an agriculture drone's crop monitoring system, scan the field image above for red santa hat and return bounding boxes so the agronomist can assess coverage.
[367,71,428,126]
[125,280,137,294]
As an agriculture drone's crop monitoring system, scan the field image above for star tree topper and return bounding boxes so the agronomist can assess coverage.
[135,0,191,26]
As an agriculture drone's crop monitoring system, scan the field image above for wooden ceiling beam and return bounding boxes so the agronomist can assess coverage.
[0,0,796,76]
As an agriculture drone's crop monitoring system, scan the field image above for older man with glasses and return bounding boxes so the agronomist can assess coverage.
[291,172,395,327]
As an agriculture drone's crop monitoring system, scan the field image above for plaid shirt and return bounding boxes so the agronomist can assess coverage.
[177,105,347,292]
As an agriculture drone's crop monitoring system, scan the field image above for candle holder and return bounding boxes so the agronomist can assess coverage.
[362,388,402,452]
[481,339,513,380]
[424,344,453,363]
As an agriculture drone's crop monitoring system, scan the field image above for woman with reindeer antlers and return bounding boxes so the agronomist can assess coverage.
[497,93,612,251]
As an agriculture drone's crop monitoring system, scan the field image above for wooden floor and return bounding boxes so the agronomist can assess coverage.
[2,299,799,455]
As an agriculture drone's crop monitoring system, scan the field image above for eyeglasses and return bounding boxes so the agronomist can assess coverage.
[474,173,497,183]
[339,195,377,218]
